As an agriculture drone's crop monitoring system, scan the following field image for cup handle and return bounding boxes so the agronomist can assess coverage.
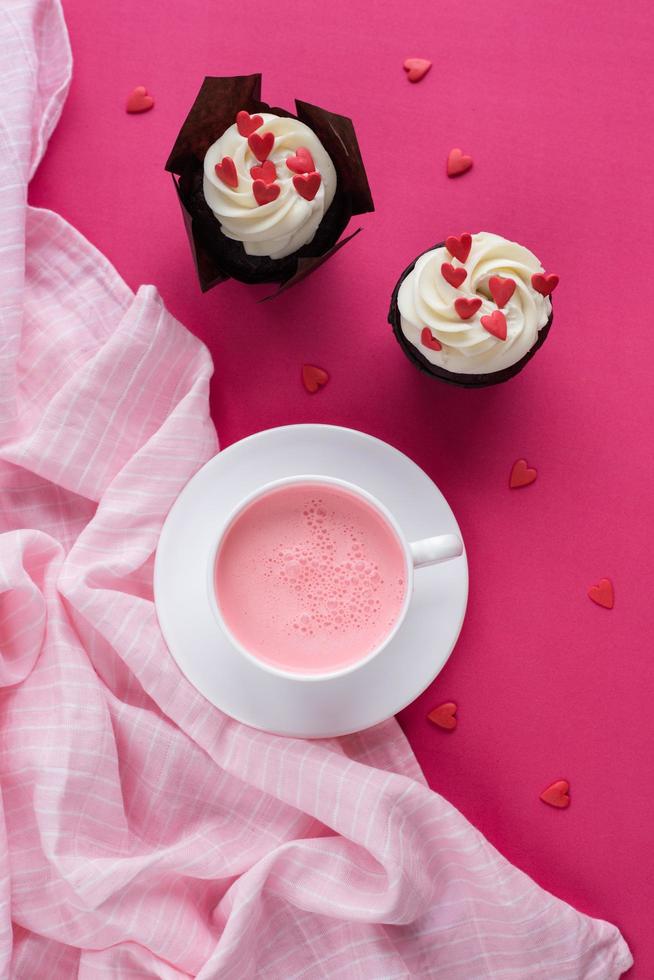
[409,534,463,569]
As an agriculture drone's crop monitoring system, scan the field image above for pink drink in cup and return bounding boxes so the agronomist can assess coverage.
[214,482,407,675]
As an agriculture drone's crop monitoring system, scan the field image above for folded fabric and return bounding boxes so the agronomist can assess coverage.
[0,1,632,977]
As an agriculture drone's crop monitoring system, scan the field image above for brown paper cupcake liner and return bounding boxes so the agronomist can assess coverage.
[165,75,374,292]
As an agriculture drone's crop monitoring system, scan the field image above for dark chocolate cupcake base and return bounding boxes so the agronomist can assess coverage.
[388,243,553,388]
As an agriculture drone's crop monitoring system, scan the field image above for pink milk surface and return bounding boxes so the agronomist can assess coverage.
[31,0,654,970]
[214,484,407,673]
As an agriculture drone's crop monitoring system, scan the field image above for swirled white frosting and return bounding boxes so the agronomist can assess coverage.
[398,232,552,374]
[203,113,337,260]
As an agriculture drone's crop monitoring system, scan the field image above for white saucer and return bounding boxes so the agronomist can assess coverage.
[154,425,468,737]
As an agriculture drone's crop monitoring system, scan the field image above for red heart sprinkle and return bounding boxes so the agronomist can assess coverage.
[293,172,322,202]
[532,272,559,296]
[447,148,473,177]
[250,160,276,184]
[403,57,432,83]
[510,459,537,488]
[427,701,457,730]
[441,263,467,288]
[214,156,238,189]
[540,780,570,809]
[481,310,507,340]
[421,328,442,351]
[248,131,275,162]
[285,147,315,174]
[588,578,614,609]
[445,233,472,264]
[489,275,516,309]
[236,110,263,137]
[252,180,280,206]
[125,86,154,114]
[302,364,329,393]
[454,297,482,320]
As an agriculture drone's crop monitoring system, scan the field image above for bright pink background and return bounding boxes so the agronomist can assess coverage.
[30,0,653,973]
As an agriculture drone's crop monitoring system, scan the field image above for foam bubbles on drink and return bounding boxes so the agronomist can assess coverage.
[214,483,408,674]
[259,497,404,641]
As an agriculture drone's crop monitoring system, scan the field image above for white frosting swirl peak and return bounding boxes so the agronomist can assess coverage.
[203,113,337,260]
[398,232,552,374]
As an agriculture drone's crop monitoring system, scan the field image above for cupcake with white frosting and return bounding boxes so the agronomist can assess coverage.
[388,232,558,387]
[166,75,373,291]
[203,111,337,260]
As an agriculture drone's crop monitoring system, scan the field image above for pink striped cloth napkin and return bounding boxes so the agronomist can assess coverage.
[0,1,632,977]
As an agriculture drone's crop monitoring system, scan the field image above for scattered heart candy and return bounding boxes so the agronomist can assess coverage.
[510,459,537,489]
[489,275,516,309]
[445,233,472,264]
[481,310,507,340]
[531,272,559,297]
[293,172,322,202]
[454,297,482,320]
[427,702,457,730]
[125,86,154,114]
[421,328,442,351]
[248,131,275,162]
[302,364,329,393]
[252,180,280,206]
[250,160,276,184]
[214,157,238,189]
[447,148,473,177]
[236,110,263,137]
[540,780,570,809]
[588,578,614,609]
[286,147,315,174]
[403,57,432,83]
[441,263,467,288]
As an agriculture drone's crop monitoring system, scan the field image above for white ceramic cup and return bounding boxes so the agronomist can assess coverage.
[207,475,463,682]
